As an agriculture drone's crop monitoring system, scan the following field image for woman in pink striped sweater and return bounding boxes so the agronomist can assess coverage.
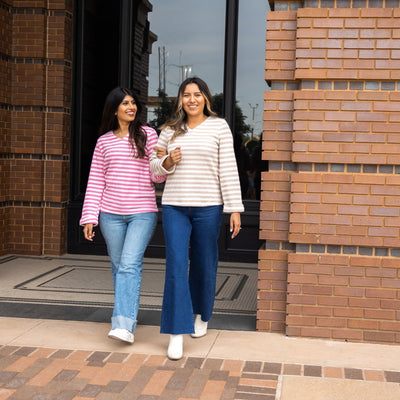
[80,87,166,344]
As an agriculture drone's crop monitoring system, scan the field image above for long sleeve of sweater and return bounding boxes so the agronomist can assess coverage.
[145,126,168,183]
[79,139,106,226]
[217,119,245,213]
[149,128,176,177]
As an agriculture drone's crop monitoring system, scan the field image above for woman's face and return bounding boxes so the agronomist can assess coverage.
[116,95,137,125]
[182,83,205,119]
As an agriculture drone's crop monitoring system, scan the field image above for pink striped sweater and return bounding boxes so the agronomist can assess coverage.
[80,126,166,226]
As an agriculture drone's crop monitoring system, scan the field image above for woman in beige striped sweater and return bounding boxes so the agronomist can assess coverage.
[150,77,244,360]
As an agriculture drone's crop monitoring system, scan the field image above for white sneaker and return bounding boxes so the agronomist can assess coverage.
[167,334,183,360]
[191,314,208,338]
[108,328,134,344]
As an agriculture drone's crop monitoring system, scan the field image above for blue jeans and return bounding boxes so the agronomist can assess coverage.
[99,211,157,333]
[161,205,223,334]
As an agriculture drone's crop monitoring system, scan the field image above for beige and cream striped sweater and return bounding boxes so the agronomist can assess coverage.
[150,117,244,213]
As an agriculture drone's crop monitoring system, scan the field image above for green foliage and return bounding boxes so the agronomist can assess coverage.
[149,90,175,132]
[212,93,251,138]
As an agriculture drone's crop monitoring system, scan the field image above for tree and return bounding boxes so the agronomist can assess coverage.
[212,93,251,138]
[149,90,175,132]
[212,93,254,198]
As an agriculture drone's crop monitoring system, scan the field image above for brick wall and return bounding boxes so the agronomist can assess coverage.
[260,0,400,343]
[0,0,73,255]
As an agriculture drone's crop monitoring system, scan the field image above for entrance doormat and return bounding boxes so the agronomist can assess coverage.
[0,255,257,316]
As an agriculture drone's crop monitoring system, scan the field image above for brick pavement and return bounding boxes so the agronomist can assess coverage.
[1,345,400,400]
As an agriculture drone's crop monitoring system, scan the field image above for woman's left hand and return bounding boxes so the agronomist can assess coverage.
[230,212,241,239]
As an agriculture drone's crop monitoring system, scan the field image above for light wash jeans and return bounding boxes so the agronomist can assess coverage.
[160,205,223,334]
[99,211,157,333]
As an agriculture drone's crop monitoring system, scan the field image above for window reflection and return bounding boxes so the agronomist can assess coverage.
[147,0,269,200]
[236,0,270,200]
[147,0,225,128]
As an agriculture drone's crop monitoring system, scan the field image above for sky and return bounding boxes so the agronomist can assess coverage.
[147,0,269,136]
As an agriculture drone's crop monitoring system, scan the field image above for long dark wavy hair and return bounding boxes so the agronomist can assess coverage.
[98,87,147,158]
[161,77,217,141]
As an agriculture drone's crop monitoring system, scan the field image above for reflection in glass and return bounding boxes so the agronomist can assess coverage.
[147,0,269,201]
[236,0,270,200]
[147,0,225,128]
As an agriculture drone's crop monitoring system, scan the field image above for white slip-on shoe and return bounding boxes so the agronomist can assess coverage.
[108,328,134,344]
[191,314,208,338]
[167,334,183,360]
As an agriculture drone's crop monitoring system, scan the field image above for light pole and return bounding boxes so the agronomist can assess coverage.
[248,103,258,139]
[171,64,192,84]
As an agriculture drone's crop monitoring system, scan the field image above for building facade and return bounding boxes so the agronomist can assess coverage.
[1,0,73,255]
[260,0,400,343]
[1,0,400,344]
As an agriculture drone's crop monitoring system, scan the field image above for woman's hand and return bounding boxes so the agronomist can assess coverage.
[83,224,95,241]
[162,147,182,170]
[230,212,241,239]
[169,147,182,164]
[155,146,167,159]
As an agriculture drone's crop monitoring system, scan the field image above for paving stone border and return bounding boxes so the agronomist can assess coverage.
[1,345,400,399]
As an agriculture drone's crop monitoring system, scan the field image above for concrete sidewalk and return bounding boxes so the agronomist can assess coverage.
[1,316,400,399]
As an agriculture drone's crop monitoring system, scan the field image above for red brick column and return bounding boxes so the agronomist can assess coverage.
[0,1,13,254]
[260,1,400,344]
[258,10,297,333]
[0,1,72,255]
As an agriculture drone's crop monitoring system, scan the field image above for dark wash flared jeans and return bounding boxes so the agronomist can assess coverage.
[160,205,223,334]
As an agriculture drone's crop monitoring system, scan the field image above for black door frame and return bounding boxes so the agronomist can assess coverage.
[221,0,262,262]
[223,0,239,131]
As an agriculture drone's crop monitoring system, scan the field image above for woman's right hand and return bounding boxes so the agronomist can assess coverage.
[169,147,182,165]
[83,224,95,241]
[162,147,182,170]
